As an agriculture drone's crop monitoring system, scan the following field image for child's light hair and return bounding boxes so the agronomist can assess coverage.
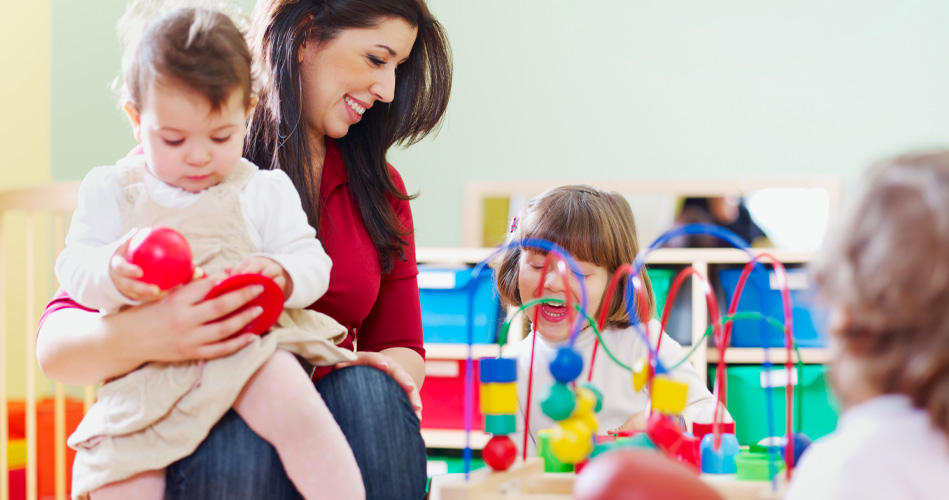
[492,185,655,329]
[116,0,260,110]
[811,150,949,435]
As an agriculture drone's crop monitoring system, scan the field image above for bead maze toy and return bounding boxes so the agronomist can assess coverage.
[431,224,812,500]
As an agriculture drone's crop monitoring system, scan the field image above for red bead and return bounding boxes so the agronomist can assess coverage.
[482,435,517,471]
[126,227,193,290]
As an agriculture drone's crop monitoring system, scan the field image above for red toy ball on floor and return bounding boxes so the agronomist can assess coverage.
[481,435,517,471]
[126,227,194,290]
[574,449,724,500]
[204,273,284,335]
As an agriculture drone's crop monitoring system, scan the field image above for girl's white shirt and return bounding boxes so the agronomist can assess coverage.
[504,319,725,454]
[785,394,949,500]
[55,159,331,312]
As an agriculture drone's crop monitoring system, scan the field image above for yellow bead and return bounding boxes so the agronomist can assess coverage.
[651,375,689,415]
[632,357,650,392]
[480,382,517,414]
[550,421,594,464]
[574,386,597,416]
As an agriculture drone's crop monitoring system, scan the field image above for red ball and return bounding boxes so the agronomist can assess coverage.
[126,227,194,290]
[482,435,517,471]
[204,274,285,335]
[574,449,724,500]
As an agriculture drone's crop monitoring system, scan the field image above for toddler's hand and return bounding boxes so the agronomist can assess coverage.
[607,410,649,435]
[110,239,163,302]
[231,256,293,297]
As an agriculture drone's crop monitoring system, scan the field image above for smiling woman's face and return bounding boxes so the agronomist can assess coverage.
[297,17,417,143]
[517,250,610,342]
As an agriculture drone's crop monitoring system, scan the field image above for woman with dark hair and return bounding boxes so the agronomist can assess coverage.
[37,1,451,498]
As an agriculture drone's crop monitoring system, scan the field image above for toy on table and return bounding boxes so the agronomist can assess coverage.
[127,226,285,335]
[446,224,810,499]
[479,357,518,470]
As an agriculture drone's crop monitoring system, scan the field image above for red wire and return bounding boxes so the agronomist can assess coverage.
[521,251,573,460]
[589,264,653,382]
[715,253,796,476]
[754,252,796,478]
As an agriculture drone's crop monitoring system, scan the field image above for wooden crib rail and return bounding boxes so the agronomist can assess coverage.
[0,181,82,500]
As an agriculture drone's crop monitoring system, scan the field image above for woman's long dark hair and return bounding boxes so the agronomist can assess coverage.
[245,0,452,272]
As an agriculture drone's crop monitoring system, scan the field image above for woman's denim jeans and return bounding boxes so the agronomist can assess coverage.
[164,365,428,499]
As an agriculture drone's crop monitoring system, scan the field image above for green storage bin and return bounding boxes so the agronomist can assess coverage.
[426,455,485,475]
[646,267,674,317]
[709,365,840,446]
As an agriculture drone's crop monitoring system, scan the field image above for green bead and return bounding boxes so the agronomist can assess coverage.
[541,382,576,421]
[484,414,516,435]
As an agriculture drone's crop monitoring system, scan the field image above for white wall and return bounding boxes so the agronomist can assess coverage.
[51,1,949,247]
[393,0,949,246]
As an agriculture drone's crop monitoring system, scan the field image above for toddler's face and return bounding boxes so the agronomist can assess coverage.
[517,250,609,342]
[131,83,249,193]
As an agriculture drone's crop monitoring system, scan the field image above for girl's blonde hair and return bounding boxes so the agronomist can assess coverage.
[493,185,655,330]
[811,150,949,435]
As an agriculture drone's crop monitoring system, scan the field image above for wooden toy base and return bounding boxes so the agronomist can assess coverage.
[428,459,787,500]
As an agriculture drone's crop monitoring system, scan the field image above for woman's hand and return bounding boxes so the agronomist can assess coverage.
[334,351,423,420]
[607,410,650,435]
[123,273,266,363]
[38,273,267,385]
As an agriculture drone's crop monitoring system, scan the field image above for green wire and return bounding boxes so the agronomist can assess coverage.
[495,297,632,371]
[496,303,806,432]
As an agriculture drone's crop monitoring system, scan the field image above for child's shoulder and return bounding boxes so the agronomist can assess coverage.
[242,158,293,186]
[77,163,131,197]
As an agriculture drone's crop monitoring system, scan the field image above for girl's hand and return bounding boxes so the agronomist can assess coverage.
[607,410,650,435]
[334,351,423,420]
[231,256,293,298]
[110,238,162,302]
[118,273,265,363]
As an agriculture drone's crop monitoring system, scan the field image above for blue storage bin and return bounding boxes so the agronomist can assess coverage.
[718,267,828,348]
[419,265,501,344]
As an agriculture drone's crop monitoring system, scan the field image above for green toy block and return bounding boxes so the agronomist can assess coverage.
[484,414,516,435]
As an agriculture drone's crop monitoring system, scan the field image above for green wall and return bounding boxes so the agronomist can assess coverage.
[52,1,949,247]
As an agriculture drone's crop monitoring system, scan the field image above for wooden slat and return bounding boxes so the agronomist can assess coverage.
[25,213,37,500]
[0,182,80,212]
[53,213,67,500]
[1,213,9,500]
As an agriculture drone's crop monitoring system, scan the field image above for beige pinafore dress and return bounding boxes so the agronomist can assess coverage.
[67,157,355,499]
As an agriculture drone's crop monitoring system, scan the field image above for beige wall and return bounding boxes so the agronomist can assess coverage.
[1,0,56,399]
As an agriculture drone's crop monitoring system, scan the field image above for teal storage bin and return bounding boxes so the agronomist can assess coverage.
[419,265,501,343]
[718,267,829,348]
[646,267,673,318]
[710,365,840,446]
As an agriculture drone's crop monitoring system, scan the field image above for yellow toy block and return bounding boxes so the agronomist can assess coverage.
[480,382,517,414]
[651,375,688,414]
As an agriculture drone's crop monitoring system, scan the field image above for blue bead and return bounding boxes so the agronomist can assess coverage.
[785,432,811,465]
[700,433,740,474]
[549,346,583,383]
[480,357,517,383]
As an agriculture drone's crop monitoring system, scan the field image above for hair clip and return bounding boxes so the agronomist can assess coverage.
[510,216,518,233]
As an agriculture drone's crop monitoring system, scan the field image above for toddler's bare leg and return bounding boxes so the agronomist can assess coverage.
[233,350,365,500]
[89,469,164,500]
